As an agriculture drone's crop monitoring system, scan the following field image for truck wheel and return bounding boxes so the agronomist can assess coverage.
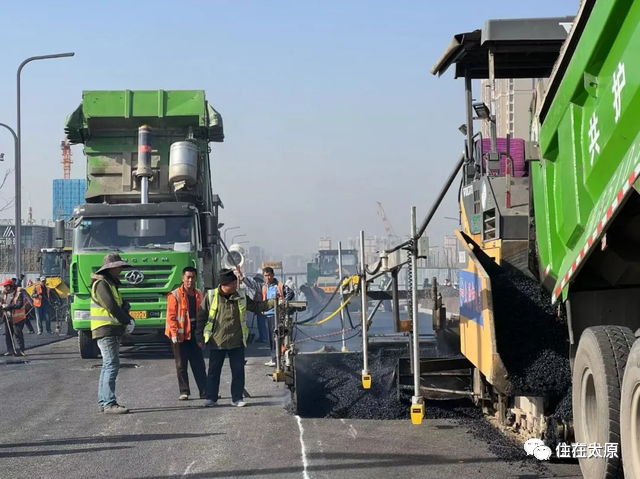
[621,338,640,478]
[78,330,99,359]
[573,325,634,479]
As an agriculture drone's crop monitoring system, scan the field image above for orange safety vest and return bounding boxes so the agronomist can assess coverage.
[262,282,284,300]
[4,289,25,324]
[165,286,202,342]
[33,284,49,308]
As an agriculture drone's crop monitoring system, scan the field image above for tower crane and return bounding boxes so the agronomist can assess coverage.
[376,201,398,249]
[61,139,72,179]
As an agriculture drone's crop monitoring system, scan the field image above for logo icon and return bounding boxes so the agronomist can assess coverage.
[524,438,552,461]
[125,270,144,285]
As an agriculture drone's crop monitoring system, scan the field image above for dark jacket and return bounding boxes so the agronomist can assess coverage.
[90,272,131,340]
[195,288,274,349]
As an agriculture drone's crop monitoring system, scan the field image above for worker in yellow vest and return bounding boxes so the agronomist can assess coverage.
[90,253,135,414]
[195,268,276,407]
[2,279,26,356]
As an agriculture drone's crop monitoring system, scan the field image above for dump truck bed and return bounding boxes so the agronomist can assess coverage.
[533,0,640,304]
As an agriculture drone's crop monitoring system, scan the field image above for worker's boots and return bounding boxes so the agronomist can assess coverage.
[101,404,129,414]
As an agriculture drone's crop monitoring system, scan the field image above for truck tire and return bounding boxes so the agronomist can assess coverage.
[572,325,634,479]
[78,330,99,359]
[621,338,640,478]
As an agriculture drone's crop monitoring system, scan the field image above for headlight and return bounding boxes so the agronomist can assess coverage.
[74,310,90,320]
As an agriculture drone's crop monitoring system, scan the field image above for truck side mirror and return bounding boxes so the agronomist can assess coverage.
[202,214,218,246]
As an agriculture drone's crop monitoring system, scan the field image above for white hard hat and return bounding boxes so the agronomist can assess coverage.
[40,276,46,281]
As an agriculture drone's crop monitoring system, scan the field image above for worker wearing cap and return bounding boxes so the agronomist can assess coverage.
[2,279,26,356]
[91,253,135,414]
[165,266,207,401]
[33,276,52,335]
[195,268,276,407]
[261,267,294,367]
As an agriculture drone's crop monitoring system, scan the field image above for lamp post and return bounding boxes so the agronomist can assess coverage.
[232,233,246,244]
[238,240,249,245]
[0,123,18,268]
[16,52,75,276]
[223,226,239,244]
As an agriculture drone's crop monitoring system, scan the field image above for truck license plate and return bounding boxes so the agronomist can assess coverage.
[130,311,147,319]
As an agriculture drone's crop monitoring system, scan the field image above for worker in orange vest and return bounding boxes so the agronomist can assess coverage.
[2,279,26,356]
[165,266,207,401]
[33,276,52,335]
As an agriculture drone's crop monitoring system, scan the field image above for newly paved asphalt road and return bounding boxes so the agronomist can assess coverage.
[0,337,583,479]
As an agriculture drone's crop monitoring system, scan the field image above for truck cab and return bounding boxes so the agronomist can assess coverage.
[71,202,207,355]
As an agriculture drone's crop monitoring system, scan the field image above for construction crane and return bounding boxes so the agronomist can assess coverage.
[61,139,72,179]
[376,201,398,249]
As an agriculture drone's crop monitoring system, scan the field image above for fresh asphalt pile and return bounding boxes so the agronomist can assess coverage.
[492,269,571,401]
[291,347,410,420]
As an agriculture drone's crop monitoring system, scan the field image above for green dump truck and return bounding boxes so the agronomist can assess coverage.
[65,90,224,358]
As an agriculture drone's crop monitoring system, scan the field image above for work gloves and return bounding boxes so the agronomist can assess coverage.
[171,336,178,344]
[125,319,135,335]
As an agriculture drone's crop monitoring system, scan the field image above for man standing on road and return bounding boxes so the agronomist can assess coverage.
[33,277,52,335]
[166,266,207,401]
[2,279,26,356]
[90,253,135,414]
[261,267,294,367]
[196,268,276,407]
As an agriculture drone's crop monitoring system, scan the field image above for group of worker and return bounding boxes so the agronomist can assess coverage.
[2,276,55,356]
[88,253,295,414]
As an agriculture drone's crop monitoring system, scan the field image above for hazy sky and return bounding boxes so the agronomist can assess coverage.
[0,0,576,256]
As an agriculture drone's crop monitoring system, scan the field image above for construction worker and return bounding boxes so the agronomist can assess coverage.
[90,253,135,414]
[2,279,26,356]
[166,266,207,401]
[33,276,52,335]
[12,277,35,334]
[262,267,294,367]
[195,268,276,407]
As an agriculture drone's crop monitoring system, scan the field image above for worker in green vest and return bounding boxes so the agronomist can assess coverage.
[90,253,135,414]
[196,268,276,407]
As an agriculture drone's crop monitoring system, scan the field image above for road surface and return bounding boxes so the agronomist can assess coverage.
[0,338,583,479]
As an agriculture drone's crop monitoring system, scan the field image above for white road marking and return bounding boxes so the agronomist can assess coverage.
[295,415,311,479]
[181,460,196,478]
[348,424,357,439]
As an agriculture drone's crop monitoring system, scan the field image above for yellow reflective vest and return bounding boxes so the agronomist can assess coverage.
[203,289,248,346]
[90,280,123,331]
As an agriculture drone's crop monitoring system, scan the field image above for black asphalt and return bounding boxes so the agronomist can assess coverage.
[0,338,583,479]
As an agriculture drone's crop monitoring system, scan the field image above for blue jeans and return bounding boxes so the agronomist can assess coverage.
[256,313,269,342]
[97,336,120,407]
[35,306,50,333]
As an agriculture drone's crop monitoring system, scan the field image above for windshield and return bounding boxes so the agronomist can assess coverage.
[73,216,196,253]
[42,251,64,276]
[318,253,358,276]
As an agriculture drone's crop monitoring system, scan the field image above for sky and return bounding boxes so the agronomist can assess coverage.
[0,0,578,256]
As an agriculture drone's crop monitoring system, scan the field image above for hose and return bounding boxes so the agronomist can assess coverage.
[297,295,354,326]
[296,275,358,325]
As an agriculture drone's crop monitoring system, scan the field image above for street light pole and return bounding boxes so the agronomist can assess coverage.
[16,52,75,276]
[0,123,18,269]
[223,226,239,244]
[232,233,246,244]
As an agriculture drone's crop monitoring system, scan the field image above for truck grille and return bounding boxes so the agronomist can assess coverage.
[92,265,175,289]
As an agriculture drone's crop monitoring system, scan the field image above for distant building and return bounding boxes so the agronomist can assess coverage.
[480,78,548,140]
